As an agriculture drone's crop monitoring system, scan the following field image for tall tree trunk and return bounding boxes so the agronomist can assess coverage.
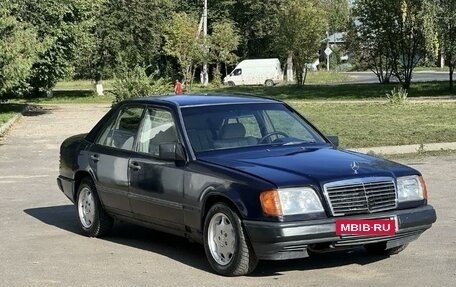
[303,67,308,85]
[403,74,411,90]
[287,55,293,83]
[440,46,445,69]
[296,69,303,86]
[450,65,454,91]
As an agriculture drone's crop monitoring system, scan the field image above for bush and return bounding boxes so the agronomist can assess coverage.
[386,87,408,104]
[335,63,353,72]
[111,65,170,103]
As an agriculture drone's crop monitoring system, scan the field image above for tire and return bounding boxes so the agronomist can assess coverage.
[264,79,274,87]
[364,242,408,256]
[76,177,113,237]
[203,203,258,276]
[227,81,235,87]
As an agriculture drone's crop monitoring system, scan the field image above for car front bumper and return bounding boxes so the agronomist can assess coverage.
[244,205,436,260]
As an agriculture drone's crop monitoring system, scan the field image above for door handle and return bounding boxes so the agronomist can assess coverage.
[129,162,141,171]
[90,154,99,162]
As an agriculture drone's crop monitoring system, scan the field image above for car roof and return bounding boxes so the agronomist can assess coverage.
[126,94,281,107]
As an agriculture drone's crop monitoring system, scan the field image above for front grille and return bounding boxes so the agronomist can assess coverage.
[324,177,397,216]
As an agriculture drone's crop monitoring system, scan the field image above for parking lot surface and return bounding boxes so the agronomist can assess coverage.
[0,104,454,286]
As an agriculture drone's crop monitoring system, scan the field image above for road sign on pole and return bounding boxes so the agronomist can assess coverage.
[325,30,331,71]
[324,47,333,56]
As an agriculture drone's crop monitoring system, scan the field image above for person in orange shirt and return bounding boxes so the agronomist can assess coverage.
[174,80,183,95]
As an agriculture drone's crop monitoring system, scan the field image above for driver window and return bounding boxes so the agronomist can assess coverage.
[97,106,144,150]
[137,108,179,157]
[233,69,242,76]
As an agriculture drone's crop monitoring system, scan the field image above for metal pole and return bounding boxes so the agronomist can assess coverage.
[202,0,208,86]
[326,30,330,71]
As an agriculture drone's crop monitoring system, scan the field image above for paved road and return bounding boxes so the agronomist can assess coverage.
[344,71,449,84]
[0,104,455,287]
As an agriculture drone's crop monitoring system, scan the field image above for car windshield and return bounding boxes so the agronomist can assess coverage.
[181,103,326,153]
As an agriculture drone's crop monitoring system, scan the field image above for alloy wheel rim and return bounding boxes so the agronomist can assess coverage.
[78,187,95,228]
[208,213,236,266]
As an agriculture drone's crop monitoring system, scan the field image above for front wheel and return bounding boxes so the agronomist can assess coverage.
[364,242,408,256]
[203,203,258,276]
[77,177,113,237]
[264,79,274,87]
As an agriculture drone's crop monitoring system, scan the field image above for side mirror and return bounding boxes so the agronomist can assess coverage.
[327,135,339,147]
[159,143,186,161]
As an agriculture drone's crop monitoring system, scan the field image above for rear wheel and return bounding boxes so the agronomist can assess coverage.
[203,203,258,276]
[264,79,274,87]
[76,177,113,237]
[364,242,408,256]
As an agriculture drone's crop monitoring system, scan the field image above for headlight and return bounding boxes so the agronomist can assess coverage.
[397,175,427,202]
[260,187,324,216]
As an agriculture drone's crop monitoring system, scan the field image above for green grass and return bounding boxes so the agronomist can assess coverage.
[383,149,456,161]
[0,103,26,126]
[304,71,353,84]
[204,81,455,100]
[414,66,449,72]
[22,90,114,104]
[288,101,456,148]
[55,80,114,90]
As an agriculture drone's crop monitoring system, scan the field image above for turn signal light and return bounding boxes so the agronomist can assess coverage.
[419,176,428,200]
[260,190,282,216]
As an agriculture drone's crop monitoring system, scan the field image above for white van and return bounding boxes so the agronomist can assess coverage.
[224,58,283,86]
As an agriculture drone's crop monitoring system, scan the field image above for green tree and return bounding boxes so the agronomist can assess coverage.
[353,0,435,89]
[13,0,97,95]
[434,0,456,90]
[164,12,203,86]
[319,0,351,32]
[0,2,43,99]
[352,0,395,83]
[90,0,174,82]
[273,0,327,85]
[208,20,240,85]
[231,0,282,58]
[390,0,434,89]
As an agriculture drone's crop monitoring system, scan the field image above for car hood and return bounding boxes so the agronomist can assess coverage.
[198,146,416,188]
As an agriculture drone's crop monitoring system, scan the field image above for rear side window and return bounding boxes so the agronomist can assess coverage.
[97,106,144,150]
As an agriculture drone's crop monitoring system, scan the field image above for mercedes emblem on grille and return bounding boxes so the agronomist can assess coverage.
[351,161,360,174]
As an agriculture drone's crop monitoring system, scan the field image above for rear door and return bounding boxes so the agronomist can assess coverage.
[128,107,185,231]
[89,105,144,215]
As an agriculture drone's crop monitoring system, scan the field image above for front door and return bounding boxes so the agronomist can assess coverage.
[89,105,144,216]
[129,107,185,231]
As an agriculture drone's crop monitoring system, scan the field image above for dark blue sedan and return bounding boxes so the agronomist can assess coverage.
[57,95,436,276]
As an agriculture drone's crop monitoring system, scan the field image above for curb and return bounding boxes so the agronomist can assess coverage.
[0,105,29,137]
[351,142,456,155]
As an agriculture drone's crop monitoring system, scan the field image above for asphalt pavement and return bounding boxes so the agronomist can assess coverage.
[0,104,455,286]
